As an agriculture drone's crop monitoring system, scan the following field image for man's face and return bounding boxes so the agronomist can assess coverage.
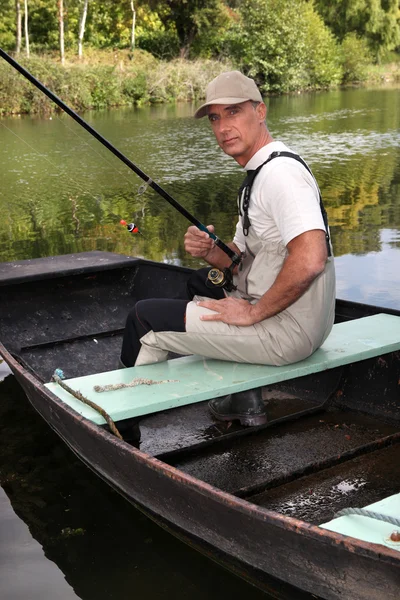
[207,101,267,166]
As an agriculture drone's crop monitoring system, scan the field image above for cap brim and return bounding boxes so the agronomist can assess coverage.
[194,97,252,119]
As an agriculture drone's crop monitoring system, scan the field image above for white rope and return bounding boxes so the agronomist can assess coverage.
[335,507,400,527]
[94,377,178,393]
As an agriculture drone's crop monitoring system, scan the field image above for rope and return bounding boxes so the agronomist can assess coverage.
[94,377,178,393]
[335,507,400,527]
[52,374,123,440]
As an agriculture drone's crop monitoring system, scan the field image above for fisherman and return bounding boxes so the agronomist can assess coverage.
[121,70,336,426]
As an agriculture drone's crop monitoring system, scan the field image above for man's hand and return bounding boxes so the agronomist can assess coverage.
[184,225,215,258]
[197,297,257,326]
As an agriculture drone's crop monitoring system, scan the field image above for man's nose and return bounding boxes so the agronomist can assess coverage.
[217,117,230,133]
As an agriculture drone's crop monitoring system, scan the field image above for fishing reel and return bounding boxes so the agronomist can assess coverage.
[206,264,237,292]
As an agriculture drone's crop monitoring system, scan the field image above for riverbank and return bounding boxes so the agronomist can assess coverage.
[1,48,399,116]
[0,50,233,115]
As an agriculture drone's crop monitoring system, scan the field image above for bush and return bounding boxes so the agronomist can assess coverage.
[0,52,234,115]
[137,30,180,60]
[304,3,343,88]
[224,0,343,93]
[122,72,149,105]
[147,59,231,103]
[340,33,373,83]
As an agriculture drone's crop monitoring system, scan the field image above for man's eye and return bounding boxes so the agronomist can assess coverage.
[209,115,218,122]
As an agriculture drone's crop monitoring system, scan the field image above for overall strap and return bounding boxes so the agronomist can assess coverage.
[239,150,331,256]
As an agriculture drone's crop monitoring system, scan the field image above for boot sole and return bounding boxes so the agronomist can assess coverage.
[209,404,267,427]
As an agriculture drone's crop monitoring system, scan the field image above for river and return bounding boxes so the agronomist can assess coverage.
[0,85,399,599]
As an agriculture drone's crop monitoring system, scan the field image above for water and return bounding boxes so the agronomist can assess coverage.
[1,86,399,307]
[0,85,400,599]
[0,375,269,600]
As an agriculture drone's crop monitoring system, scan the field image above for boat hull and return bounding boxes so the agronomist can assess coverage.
[1,252,399,599]
[2,344,399,600]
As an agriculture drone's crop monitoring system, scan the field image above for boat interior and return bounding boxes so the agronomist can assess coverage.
[1,252,400,534]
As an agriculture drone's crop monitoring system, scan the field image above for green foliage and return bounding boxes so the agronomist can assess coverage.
[226,0,308,92]
[0,0,396,97]
[0,54,233,114]
[122,72,149,105]
[340,33,373,83]
[303,3,343,88]
[137,29,180,59]
[150,0,233,57]
[0,0,16,50]
[313,0,400,60]
[28,0,58,49]
[147,59,230,102]
[224,0,342,93]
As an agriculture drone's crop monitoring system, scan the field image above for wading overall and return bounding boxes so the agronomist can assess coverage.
[135,152,336,367]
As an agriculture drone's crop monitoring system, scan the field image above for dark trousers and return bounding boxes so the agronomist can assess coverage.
[120,268,225,367]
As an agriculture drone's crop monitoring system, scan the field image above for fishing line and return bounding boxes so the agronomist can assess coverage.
[51,113,139,192]
[3,56,151,208]
[5,53,138,192]
[0,48,241,272]
[0,120,110,209]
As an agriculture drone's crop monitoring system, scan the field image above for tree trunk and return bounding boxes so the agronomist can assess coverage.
[58,0,65,65]
[130,1,136,53]
[78,0,89,59]
[23,0,29,58]
[15,0,22,54]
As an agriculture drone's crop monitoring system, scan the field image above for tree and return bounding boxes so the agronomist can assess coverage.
[78,0,89,58]
[150,0,231,57]
[223,0,342,92]
[313,0,400,60]
[130,1,136,52]
[23,0,30,57]
[58,0,65,64]
[16,0,22,53]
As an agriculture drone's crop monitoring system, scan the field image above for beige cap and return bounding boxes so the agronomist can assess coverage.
[194,71,263,119]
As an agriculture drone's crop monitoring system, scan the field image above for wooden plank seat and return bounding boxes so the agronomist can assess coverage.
[45,314,400,426]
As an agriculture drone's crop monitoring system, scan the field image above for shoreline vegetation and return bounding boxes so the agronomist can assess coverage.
[1,48,400,117]
[1,0,399,116]
[0,50,234,116]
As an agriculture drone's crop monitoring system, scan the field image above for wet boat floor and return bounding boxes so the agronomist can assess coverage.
[139,392,400,525]
[251,443,400,525]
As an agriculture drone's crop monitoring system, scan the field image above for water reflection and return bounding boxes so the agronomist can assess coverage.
[0,376,268,600]
[0,86,399,308]
[0,487,78,600]
[335,229,400,307]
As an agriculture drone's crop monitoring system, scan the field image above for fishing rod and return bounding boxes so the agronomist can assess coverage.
[0,48,241,290]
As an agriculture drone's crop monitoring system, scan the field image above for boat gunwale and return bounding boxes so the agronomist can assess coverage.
[0,252,193,287]
[2,340,400,567]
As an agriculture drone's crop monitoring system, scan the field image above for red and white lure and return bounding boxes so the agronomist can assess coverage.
[120,220,142,235]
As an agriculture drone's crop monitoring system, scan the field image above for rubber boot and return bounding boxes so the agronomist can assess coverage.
[208,388,267,427]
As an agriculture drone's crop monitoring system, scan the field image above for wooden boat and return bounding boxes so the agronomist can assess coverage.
[0,250,399,600]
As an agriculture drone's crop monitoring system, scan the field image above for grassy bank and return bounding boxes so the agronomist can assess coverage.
[0,49,234,115]
[1,48,399,116]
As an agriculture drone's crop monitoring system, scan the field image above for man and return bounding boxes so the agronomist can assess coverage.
[121,71,336,427]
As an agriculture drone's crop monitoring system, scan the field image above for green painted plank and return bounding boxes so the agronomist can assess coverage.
[45,314,400,425]
[321,493,400,553]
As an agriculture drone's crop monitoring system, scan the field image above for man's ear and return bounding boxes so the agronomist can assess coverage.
[257,102,267,121]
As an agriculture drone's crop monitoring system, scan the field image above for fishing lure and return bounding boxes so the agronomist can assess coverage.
[120,220,142,235]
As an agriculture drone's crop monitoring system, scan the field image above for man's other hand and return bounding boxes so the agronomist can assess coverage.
[197,297,257,326]
[184,225,215,258]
